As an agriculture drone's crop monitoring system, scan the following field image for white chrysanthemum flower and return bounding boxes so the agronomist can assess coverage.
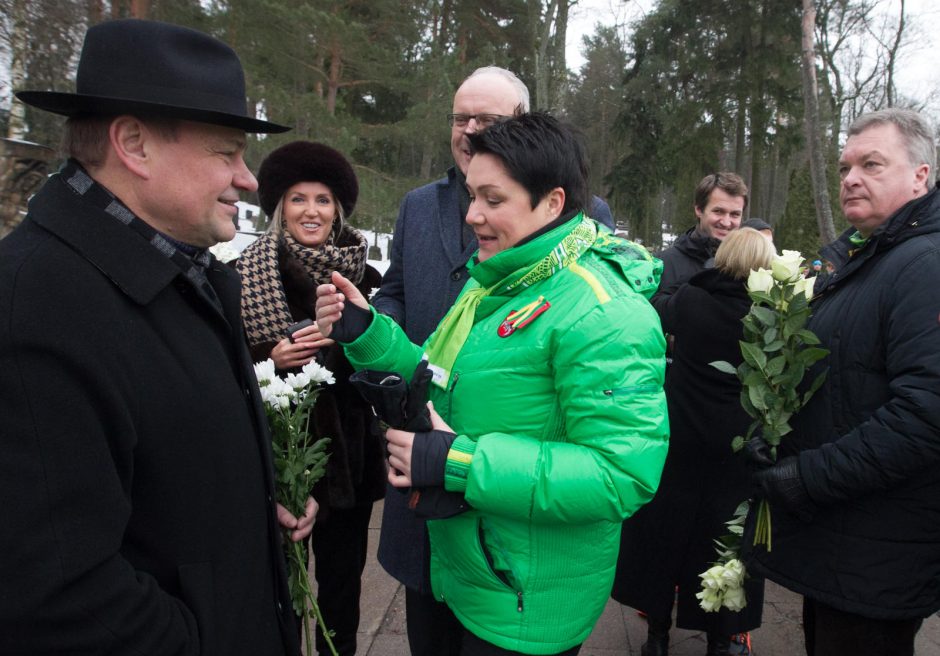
[254,359,276,385]
[285,372,311,390]
[301,360,335,385]
[259,385,278,408]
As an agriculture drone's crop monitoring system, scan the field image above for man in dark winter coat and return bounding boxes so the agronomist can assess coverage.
[370,66,615,656]
[653,172,748,312]
[0,19,314,655]
[746,108,940,656]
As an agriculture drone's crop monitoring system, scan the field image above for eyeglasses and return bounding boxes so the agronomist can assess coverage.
[447,113,511,129]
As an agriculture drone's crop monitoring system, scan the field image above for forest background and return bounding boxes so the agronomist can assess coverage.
[2,0,938,258]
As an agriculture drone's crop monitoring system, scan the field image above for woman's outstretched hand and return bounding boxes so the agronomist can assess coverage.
[316,271,369,338]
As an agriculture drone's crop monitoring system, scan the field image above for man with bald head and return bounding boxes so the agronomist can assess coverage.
[371,66,612,655]
[746,108,940,656]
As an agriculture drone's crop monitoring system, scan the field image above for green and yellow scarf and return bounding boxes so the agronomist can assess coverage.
[424,215,597,388]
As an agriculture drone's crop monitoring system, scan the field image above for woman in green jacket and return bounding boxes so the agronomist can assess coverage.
[316,112,669,655]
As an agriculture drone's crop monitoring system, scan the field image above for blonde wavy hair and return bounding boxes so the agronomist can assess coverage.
[714,227,775,280]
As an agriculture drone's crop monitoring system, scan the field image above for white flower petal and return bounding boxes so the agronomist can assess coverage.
[746,268,774,294]
[301,361,336,385]
[254,359,276,384]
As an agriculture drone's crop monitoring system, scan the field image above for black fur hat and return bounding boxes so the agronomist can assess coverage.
[257,141,359,217]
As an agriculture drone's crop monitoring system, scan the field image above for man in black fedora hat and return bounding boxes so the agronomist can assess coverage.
[0,19,313,655]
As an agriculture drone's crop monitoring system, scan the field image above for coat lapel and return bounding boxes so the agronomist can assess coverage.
[436,169,477,270]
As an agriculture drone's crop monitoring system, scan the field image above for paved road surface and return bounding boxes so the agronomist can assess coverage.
[323,501,940,655]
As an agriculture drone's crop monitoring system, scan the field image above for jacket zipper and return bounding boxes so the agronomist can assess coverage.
[478,521,523,613]
[604,384,657,397]
[447,372,460,417]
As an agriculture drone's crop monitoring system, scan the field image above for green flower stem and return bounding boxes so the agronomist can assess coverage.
[291,539,338,656]
[752,500,773,552]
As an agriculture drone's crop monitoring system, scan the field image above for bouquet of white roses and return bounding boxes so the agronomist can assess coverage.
[254,358,337,656]
[699,250,828,611]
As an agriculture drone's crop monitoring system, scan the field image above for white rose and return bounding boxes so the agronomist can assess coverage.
[722,585,747,612]
[746,268,774,294]
[721,559,746,588]
[696,586,724,613]
[771,250,804,282]
[700,564,725,590]
[792,276,814,301]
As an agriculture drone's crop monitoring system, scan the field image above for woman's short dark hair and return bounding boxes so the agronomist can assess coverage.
[467,112,589,216]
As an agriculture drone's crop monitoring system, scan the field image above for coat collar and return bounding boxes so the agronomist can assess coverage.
[673,225,720,261]
[28,171,182,306]
[818,186,940,295]
[467,214,585,290]
[821,187,940,267]
[437,167,478,270]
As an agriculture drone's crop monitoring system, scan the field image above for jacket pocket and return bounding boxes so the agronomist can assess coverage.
[478,519,525,612]
[178,562,215,654]
[603,384,658,398]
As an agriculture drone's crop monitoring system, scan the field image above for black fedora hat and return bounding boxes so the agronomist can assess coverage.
[16,19,289,134]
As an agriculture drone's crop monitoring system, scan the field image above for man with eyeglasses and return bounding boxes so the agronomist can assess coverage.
[371,66,612,656]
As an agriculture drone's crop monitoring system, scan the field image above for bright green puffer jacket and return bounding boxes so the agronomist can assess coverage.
[344,215,669,654]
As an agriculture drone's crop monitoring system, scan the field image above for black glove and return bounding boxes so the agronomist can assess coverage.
[330,301,374,344]
[409,487,469,519]
[744,433,775,470]
[406,429,469,519]
[752,456,816,522]
[410,430,456,487]
[350,361,434,497]
[348,360,432,432]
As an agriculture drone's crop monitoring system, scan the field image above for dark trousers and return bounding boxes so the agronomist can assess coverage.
[803,597,923,656]
[405,587,580,656]
[310,504,374,656]
[460,630,581,656]
[405,587,463,656]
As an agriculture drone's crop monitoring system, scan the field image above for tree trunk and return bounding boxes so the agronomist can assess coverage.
[801,0,837,246]
[535,0,559,110]
[326,41,342,117]
[551,0,570,110]
[130,0,150,18]
[734,91,747,175]
[884,0,905,107]
[7,0,28,140]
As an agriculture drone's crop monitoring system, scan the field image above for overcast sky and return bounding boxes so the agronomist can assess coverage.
[566,0,940,120]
